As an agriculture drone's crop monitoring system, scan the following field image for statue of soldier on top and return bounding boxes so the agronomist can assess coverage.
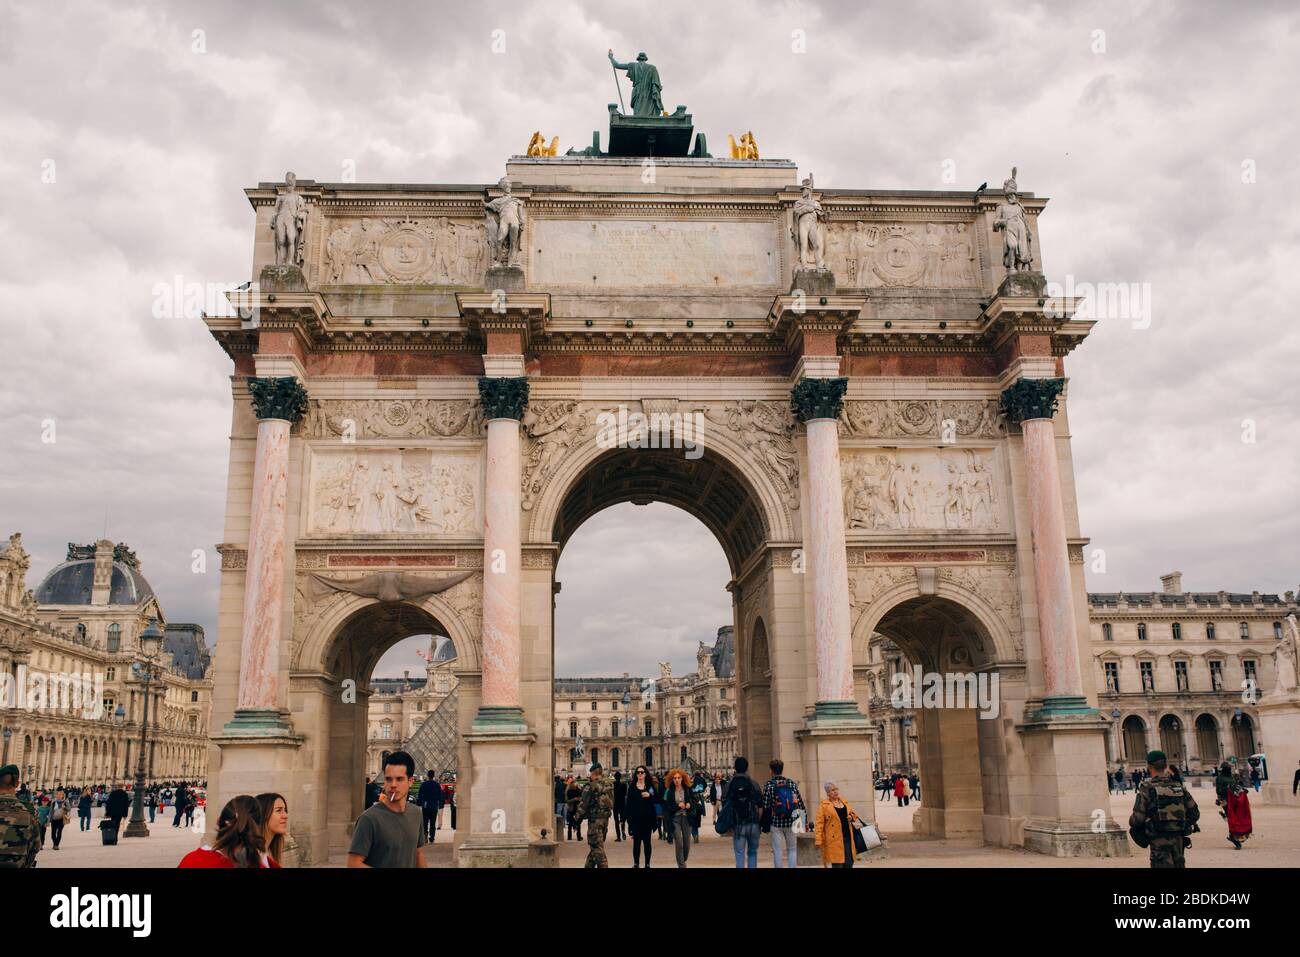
[608,49,664,116]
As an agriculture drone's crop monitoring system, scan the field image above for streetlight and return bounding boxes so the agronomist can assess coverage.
[123,619,163,839]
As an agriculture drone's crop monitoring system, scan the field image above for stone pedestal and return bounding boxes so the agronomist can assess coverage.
[206,729,304,851]
[1258,690,1300,806]
[791,267,836,297]
[457,728,539,867]
[258,263,307,292]
[1017,710,1130,857]
[795,721,878,826]
[485,264,525,293]
[997,270,1046,298]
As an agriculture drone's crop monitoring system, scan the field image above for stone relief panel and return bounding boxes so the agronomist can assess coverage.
[301,399,483,440]
[842,448,1006,532]
[522,400,593,511]
[305,447,482,536]
[840,399,1005,440]
[319,217,487,285]
[937,565,1024,660]
[702,400,800,511]
[825,221,979,288]
[529,219,783,289]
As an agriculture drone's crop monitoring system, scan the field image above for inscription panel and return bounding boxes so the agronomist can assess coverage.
[530,219,782,289]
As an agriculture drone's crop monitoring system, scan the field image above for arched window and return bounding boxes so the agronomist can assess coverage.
[679,716,688,734]
[106,624,120,653]
[1239,622,1250,639]
[1122,716,1147,761]
[1206,623,1217,640]
[1171,622,1182,640]
[644,720,653,737]
[590,748,599,765]
[680,746,688,762]
[1195,714,1219,761]
[720,709,730,727]
[380,720,393,740]
[1137,623,1148,641]
[1102,623,1113,641]
[611,747,620,768]
[644,747,654,767]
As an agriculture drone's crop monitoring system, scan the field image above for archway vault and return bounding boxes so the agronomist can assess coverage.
[549,445,773,575]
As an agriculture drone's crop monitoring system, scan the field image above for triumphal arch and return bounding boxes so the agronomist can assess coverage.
[201,77,1126,864]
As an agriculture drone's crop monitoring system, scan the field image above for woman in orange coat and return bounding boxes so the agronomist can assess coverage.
[814,781,861,868]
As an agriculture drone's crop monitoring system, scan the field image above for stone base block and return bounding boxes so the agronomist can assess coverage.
[792,267,835,296]
[795,719,877,825]
[459,727,536,867]
[996,270,1046,298]
[1023,819,1131,858]
[485,265,525,293]
[258,264,308,292]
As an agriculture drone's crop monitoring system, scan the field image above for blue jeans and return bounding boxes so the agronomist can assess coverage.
[771,825,797,868]
[732,822,760,868]
[147,805,155,822]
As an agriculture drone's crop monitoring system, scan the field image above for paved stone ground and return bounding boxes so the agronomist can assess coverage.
[39,781,1299,868]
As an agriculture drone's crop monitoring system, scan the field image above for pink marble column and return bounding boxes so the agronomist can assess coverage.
[1021,416,1084,701]
[235,417,290,713]
[479,416,524,720]
[806,417,857,709]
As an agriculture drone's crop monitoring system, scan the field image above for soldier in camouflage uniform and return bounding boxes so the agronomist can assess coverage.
[1129,750,1199,868]
[0,763,41,869]
[577,762,614,868]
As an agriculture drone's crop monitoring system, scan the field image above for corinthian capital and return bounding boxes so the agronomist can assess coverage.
[790,377,848,423]
[1000,377,1065,424]
[478,376,530,421]
[247,376,309,423]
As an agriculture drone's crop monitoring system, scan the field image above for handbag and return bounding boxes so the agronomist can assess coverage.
[855,820,882,854]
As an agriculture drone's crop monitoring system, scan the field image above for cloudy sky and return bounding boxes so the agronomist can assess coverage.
[1,0,1296,681]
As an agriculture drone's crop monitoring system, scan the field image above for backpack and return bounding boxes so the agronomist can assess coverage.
[729,775,758,824]
[773,779,797,816]
[1146,779,1188,835]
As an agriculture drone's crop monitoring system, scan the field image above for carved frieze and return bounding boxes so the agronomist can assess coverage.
[825,221,978,288]
[840,399,1005,440]
[301,399,483,440]
[306,447,481,536]
[320,216,487,285]
[842,448,1004,532]
[937,564,1024,659]
[521,400,592,511]
[702,400,800,510]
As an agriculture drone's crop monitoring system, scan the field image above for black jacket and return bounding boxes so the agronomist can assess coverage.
[662,783,702,825]
[612,779,627,812]
[624,779,658,832]
[106,788,130,818]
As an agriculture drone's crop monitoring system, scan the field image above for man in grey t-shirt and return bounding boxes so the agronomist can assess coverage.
[347,750,427,868]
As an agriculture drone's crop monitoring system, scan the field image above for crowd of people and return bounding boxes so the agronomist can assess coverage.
[876,771,920,806]
[554,756,879,868]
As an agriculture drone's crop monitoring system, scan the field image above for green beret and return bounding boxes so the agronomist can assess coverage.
[0,764,19,778]
[1146,750,1166,764]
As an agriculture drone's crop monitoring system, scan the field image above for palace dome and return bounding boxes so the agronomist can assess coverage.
[35,555,154,606]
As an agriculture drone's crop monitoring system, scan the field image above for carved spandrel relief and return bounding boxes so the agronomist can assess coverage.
[321,217,486,285]
[522,400,593,511]
[702,400,800,510]
[826,222,978,288]
[307,448,481,536]
[938,565,1024,660]
[842,449,1003,532]
[840,399,1005,440]
[302,399,483,440]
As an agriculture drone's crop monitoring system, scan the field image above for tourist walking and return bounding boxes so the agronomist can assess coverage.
[577,762,614,868]
[553,774,567,835]
[172,781,189,827]
[256,792,290,866]
[179,795,276,868]
[1128,750,1199,867]
[346,751,427,868]
[878,774,891,801]
[565,775,583,841]
[625,765,657,868]
[909,773,920,803]
[1215,761,1253,850]
[762,759,806,868]
[47,790,69,850]
[144,787,156,823]
[77,788,92,831]
[662,767,700,868]
[611,770,627,841]
[106,786,130,837]
[416,771,443,843]
[708,771,725,820]
[814,781,862,868]
[894,774,910,807]
[724,756,763,868]
[0,764,40,868]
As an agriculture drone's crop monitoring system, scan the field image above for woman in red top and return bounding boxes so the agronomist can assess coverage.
[178,794,279,868]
